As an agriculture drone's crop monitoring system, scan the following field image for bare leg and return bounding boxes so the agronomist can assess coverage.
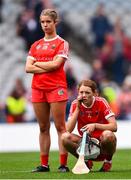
[100,130,117,159]
[51,101,67,154]
[62,132,81,158]
[33,102,50,155]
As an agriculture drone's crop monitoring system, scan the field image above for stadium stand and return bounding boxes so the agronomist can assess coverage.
[51,0,131,36]
[0,0,27,103]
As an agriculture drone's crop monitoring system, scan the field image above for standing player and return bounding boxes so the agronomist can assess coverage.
[61,79,117,172]
[25,9,69,172]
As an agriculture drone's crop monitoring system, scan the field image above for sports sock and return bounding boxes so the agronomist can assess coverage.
[60,153,68,166]
[40,154,49,166]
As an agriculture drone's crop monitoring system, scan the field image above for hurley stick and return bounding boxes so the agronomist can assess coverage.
[72,131,90,174]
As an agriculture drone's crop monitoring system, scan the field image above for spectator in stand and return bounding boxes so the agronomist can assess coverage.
[5,79,27,123]
[16,9,41,50]
[90,3,112,50]
[117,69,131,120]
[15,78,27,95]
[65,64,77,92]
[23,0,37,9]
[56,12,70,39]
[104,17,127,84]
[91,59,106,92]
[65,64,77,119]
[33,0,53,21]
[99,75,120,117]
[123,36,131,74]
[96,41,113,77]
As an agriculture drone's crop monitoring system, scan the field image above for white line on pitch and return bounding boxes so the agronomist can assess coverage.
[0,170,31,173]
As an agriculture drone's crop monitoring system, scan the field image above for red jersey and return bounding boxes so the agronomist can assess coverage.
[69,96,115,138]
[28,35,69,90]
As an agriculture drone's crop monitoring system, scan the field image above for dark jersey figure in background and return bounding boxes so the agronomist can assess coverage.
[91,3,112,49]
[25,9,69,173]
[62,79,117,172]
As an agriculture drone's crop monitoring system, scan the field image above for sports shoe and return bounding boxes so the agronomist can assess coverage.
[85,160,93,170]
[32,165,50,173]
[58,165,70,172]
[99,162,112,172]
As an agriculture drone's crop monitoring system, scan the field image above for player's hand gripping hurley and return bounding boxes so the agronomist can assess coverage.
[72,131,90,174]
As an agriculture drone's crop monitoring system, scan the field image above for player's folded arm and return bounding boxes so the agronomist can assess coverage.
[34,56,65,72]
[25,56,46,73]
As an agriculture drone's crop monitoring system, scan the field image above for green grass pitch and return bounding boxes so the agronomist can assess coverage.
[0,149,131,179]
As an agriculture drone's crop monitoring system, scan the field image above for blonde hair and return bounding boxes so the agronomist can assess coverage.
[40,9,59,22]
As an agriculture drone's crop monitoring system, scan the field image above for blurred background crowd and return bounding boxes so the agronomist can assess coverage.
[0,0,131,123]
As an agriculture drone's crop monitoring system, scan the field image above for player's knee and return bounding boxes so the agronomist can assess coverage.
[61,132,71,144]
[101,130,116,143]
[55,122,66,134]
[100,130,117,154]
[61,132,70,141]
[40,125,49,134]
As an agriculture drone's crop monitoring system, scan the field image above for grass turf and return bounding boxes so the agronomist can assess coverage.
[0,149,131,179]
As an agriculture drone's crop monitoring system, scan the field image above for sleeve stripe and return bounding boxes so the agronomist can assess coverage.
[27,56,35,60]
[63,41,69,55]
[57,54,68,59]
[105,113,115,120]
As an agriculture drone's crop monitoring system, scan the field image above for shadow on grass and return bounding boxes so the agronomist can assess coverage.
[92,169,131,173]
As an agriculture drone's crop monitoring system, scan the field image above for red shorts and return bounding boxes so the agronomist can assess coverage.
[31,87,68,103]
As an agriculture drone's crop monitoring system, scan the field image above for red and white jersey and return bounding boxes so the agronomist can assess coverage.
[69,96,115,138]
[27,35,69,90]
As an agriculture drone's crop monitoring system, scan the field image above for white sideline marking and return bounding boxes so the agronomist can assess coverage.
[0,170,31,173]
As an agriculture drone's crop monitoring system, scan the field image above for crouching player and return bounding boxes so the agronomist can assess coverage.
[62,79,117,172]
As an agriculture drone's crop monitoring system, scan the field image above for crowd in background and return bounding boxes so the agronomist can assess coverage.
[0,0,131,123]
[89,3,131,121]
